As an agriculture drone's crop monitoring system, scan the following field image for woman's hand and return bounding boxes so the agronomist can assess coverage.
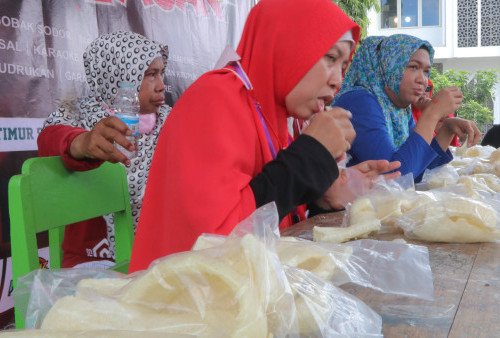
[435,117,481,150]
[412,94,432,112]
[315,159,401,210]
[414,87,463,144]
[423,87,463,120]
[69,116,134,165]
[302,107,356,159]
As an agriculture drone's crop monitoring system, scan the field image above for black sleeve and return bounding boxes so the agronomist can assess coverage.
[249,134,339,221]
[306,202,344,218]
[481,125,500,148]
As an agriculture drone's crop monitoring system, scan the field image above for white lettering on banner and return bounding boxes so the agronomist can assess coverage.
[176,71,199,81]
[0,118,45,152]
[0,16,35,32]
[64,71,86,82]
[169,54,195,66]
[0,247,50,313]
[0,16,70,38]
[36,24,70,38]
[0,62,55,79]
[165,68,199,81]
[0,39,26,53]
[33,45,80,62]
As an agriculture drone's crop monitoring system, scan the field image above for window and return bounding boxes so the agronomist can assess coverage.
[402,0,418,27]
[381,0,441,29]
[381,0,398,28]
[422,0,440,26]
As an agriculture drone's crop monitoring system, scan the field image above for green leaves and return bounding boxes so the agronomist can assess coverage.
[431,68,499,131]
[332,0,380,38]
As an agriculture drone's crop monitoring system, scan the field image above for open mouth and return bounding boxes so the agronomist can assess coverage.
[317,95,334,111]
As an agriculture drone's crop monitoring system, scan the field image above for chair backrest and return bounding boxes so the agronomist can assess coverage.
[8,156,134,329]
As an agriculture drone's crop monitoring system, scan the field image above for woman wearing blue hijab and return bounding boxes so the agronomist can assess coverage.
[332,34,480,180]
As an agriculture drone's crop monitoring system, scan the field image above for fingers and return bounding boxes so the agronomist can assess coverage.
[384,160,402,173]
[302,107,355,159]
[86,133,131,165]
[447,118,481,147]
[383,171,401,180]
[465,122,482,147]
[96,118,134,151]
[98,144,131,166]
[450,87,463,110]
[430,87,463,116]
[70,116,135,165]
[371,160,401,177]
[351,159,401,177]
[101,116,132,136]
[326,107,352,120]
[326,108,356,144]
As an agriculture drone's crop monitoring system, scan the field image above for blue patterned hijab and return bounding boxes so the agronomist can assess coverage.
[333,34,434,147]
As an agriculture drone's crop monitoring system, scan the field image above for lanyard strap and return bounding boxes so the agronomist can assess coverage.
[231,62,278,159]
[229,62,300,222]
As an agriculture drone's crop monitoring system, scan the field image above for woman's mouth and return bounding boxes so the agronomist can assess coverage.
[152,100,165,106]
[316,100,325,112]
[316,95,334,112]
[413,89,424,96]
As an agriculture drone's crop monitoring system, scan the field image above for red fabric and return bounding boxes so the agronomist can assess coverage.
[129,0,360,273]
[60,217,110,268]
[411,80,460,147]
[38,125,104,171]
[37,125,111,267]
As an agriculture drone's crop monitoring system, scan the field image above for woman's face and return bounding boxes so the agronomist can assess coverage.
[285,40,352,120]
[138,57,166,114]
[399,48,431,107]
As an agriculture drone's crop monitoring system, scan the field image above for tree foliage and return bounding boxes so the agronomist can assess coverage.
[332,0,379,37]
[430,68,499,127]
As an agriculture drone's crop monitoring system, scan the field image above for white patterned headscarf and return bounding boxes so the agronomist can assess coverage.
[43,31,170,258]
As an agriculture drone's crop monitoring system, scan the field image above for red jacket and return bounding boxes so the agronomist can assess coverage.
[129,0,360,272]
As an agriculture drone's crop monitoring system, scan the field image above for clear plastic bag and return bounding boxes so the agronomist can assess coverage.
[416,165,460,191]
[452,142,499,176]
[194,233,434,301]
[353,172,500,244]
[12,203,386,337]
[396,194,500,243]
[285,265,382,337]
[456,144,496,159]
[13,268,125,330]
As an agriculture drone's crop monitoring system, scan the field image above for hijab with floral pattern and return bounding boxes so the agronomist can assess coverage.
[43,31,170,258]
[333,34,434,147]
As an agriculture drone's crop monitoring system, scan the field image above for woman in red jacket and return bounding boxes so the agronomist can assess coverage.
[130,0,401,272]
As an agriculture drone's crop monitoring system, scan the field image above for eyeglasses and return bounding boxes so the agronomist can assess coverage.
[425,85,433,93]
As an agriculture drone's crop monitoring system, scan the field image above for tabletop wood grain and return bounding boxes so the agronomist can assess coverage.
[281,211,500,337]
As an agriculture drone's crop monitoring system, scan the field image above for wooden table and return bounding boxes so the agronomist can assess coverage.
[281,212,500,337]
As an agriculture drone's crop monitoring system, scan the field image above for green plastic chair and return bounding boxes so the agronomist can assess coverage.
[8,156,134,329]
